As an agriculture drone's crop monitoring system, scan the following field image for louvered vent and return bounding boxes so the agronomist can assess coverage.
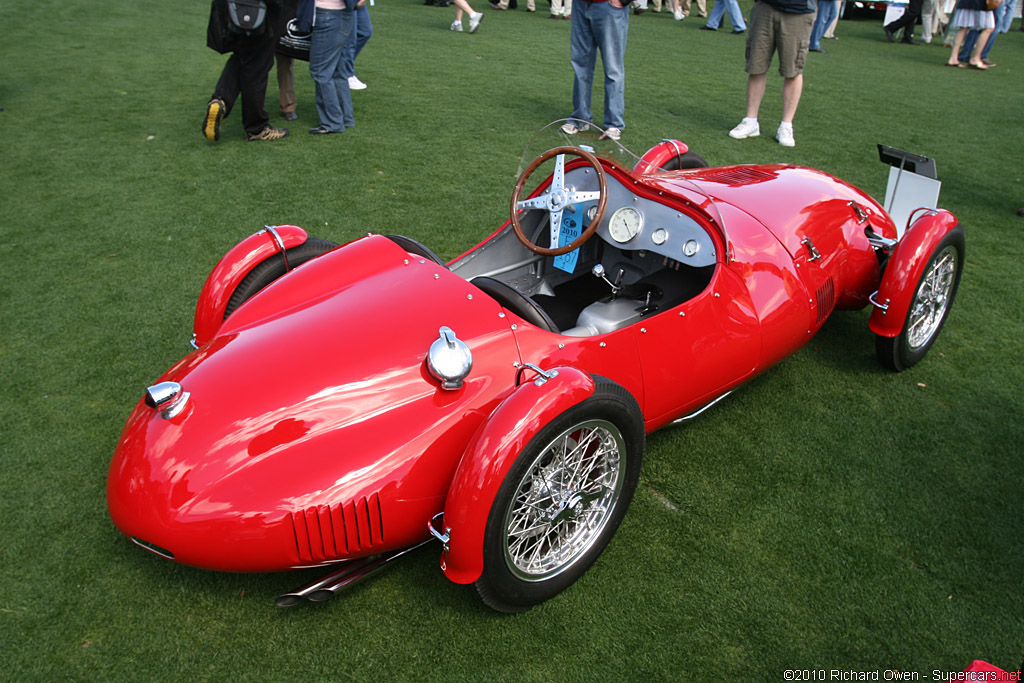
[816,278,836,326]
[291,493,384,563]
[702,167,777,186]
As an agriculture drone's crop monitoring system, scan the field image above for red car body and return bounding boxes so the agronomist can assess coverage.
[108,130,963,611]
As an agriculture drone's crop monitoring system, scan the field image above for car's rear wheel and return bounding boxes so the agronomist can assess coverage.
[474,377,644,613]
[224,237,338,318]
[661,150,709,170]
[876,226,964,371]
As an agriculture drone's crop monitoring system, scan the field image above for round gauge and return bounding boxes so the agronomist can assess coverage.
[683,239,700,257]
[651,228,668,246]
[609,206,643,244]
[587,205,598,222]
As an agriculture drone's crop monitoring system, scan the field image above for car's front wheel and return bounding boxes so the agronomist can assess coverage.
[876,225,964,371]
[474,377,645,613]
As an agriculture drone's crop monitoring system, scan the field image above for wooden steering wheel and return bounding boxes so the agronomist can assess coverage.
[510,146,609,256]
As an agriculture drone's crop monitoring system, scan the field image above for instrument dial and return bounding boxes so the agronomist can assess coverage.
[609,206,643,244]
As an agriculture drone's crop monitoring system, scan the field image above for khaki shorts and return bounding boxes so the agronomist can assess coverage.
[745,1,814,79]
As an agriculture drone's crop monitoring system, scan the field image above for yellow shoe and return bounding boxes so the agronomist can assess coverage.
[203,98,224,142]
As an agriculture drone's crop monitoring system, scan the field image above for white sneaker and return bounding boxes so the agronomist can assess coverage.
[599,127,622,142]
[348,75,367,90]
[728,118,759,139]
[469,11,483,32]
[776,125,795,147]
[560,121,589,135]
[673,7,684,19]
[450,20,463,31]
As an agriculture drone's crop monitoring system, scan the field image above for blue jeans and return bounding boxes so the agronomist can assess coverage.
[706,0,747,30]
[809,0,838,49]
[570,0,629,131]
[343,5,373,78]
[310,8,355,132]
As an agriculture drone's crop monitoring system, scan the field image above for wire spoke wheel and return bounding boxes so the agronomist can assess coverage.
[474,377,644,612]
[503,419,625,581]
[905,245,957,351]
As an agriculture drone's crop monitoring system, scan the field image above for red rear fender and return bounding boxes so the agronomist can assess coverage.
[869,210,960,338]
[633,139,691,175]
[438,366,595,585]
[192,226,308,347]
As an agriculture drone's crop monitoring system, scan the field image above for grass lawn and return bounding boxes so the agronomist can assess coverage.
[1,0,1022,680]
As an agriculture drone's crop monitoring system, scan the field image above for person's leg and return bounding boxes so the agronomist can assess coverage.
[969,27,993,65]
[724,0,746,30]
[957,29,978,62]
[569,2,597,124]
[333,10,356,125]
[236,36,276,135]
[276,54,296,115]
[309,9,347,130]
[745,73,767,119]
[705,0,725,28]
[594,1,629,130]
[213,55,241,116]
[947,26,968,64]
[809,3,830,48]
[780,74,803,123]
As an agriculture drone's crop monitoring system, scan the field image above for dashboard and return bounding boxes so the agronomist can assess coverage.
[563,165,717,268]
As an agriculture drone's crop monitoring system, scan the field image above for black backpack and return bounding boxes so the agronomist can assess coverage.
[208,0,268,54]
[226,0,267,36]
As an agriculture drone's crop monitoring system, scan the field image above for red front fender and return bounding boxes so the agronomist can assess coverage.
[438,366,595,585]
[192,225,308,347]
[869,209,960,338]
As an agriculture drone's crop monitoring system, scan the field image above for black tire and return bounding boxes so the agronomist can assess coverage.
[473,376,645,613]
[876,225,964,372]
[224,237,338,318]
[661,150,709,171]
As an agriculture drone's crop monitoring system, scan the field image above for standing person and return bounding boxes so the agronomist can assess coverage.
[727,0,816,148]
[204,0,290,141]
[560,0,630,142]
[308,0,356,134]
[945,0,995,68]
[883,0,924,43]
[955,0,1014,66]
[449,0,485,32]
[344,0,373,89]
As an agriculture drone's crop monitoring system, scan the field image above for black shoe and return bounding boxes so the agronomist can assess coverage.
[810,46,826,52]
[309,125,338,135]
[283,111,298,121]
[699,25,717,30]
[731,28,745,34]
[902,38,921,45]
[883,26,895,42]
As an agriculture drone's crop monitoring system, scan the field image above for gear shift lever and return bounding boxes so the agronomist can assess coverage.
[592,264,624,299]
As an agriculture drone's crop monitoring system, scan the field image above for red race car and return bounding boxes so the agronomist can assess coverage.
[107,122,964,612]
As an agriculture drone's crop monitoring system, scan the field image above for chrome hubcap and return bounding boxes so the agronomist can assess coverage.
[906,245,957,351]
[503,419,624,581]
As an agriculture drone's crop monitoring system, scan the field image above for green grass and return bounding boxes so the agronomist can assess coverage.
[2,1,1022,680]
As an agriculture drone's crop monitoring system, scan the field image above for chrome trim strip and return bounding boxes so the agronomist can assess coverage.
[263,225,290,272]
[671,391,732,425]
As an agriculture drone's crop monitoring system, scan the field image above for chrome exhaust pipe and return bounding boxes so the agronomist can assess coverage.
[275,539,431,607]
